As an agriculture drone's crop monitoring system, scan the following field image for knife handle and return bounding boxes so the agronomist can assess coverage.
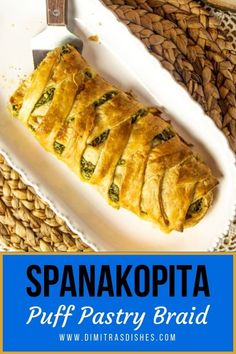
[47,0,66,26]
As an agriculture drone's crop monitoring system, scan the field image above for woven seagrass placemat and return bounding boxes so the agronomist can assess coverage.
[0,0,236,252]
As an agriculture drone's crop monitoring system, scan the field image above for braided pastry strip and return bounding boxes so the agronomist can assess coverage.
[9,45,218,233]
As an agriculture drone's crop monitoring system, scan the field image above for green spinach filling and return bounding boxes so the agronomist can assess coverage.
[81,157,96,180]
[93,91,117,107]
[152,129,175,147]
[34,87,55,109]
[186,199,203,219]
[84,70,92,79]
[61,45,71,55]
[117,158,125,166]
[108,183,119,203]
[131,109,147,124]
[89,130,109,147]
[28,124,36,132]
[54,141,65,155]
[12,103,21,114]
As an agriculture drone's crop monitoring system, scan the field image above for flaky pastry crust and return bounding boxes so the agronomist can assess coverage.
[9,45,218,233]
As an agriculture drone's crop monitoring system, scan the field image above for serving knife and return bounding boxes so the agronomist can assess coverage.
[31,0,83,68]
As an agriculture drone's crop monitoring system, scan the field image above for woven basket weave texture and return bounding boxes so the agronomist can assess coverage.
[0,0,235,252]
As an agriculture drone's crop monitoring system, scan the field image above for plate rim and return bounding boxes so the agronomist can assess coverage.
[0,0,236,252]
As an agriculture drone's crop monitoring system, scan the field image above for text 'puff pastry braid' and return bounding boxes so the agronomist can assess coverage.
[9,44,218,233]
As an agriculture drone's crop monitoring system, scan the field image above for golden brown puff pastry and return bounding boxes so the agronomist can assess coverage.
[9,44,218,233]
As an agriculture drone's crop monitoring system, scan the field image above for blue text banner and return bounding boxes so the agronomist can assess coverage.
[3,254,234,352]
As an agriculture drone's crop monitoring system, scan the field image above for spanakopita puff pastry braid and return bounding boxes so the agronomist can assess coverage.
[9,44,218,233]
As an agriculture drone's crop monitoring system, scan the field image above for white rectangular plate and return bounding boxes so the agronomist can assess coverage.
[0,0,236,251]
